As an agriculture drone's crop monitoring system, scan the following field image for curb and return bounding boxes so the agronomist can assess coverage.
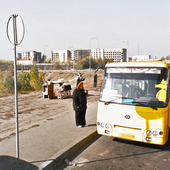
[38,130,98,170]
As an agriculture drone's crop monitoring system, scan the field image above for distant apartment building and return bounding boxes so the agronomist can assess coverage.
[17,51,41,65]
[132,55,151,61]
[74,49,91,61]
[91,48,127,62]
[16,53,22,60]
[22,51,41,62]
[51,48,127,63]
[70,50,76,61]
[68,49,90,61]
[51,50,71,63]
[51,49,90,63]
[91,49,101,59]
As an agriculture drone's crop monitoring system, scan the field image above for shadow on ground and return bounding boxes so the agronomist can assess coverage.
[0,155,38,170]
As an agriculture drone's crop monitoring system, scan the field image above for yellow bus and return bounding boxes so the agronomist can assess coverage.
[97,61,170,145]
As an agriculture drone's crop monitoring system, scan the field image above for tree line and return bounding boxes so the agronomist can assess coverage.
[1,55,169,96]
[0,66,44,96]
[76,57,112,69]
[0,57,109,96]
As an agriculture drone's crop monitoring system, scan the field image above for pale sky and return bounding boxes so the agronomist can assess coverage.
[1,0,170,60]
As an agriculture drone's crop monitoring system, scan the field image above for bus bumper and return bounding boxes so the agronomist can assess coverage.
[97,128,168,145]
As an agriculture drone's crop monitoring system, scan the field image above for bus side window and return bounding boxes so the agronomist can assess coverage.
[168,69,170,93]
[168,79,170,93]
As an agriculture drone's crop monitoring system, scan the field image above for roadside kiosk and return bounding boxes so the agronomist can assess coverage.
[42,79,71,99]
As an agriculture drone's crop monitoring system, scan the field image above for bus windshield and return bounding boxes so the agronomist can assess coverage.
[100,67,168,107]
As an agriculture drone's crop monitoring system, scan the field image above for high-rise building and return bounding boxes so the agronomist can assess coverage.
[91,48,127,62]
[132,55,151,61]
[22,51,41,62]
[74,49,91,61]
[51,48,127,63]
[51,50,71,63]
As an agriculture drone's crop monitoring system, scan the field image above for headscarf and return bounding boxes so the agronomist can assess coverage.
[77,82,83,90]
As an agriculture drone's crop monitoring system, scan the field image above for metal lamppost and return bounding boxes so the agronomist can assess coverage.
[43,45,50,71]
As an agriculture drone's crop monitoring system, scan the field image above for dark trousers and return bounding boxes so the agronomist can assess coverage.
[75,110,86,126]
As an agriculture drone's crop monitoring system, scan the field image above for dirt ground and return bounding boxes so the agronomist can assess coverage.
[43,70,103,91]
[0,71,103,141]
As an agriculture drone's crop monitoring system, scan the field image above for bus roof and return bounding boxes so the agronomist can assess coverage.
[105,61,170,69]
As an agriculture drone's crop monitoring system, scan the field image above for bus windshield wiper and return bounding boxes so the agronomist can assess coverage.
[132,101,149,106]
[132,100,158,110]
[132,97,159,110]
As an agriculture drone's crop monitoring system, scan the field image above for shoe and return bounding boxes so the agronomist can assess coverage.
[77,125,82,128]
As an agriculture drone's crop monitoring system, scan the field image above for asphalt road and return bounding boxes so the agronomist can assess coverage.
[58,134,170,170]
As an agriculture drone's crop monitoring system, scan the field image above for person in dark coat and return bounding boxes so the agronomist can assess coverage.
[76,72,85,87]
[73,81,88,128]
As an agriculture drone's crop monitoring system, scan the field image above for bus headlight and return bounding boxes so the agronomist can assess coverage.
[97,122,110,129]
[146,137,152,142]
[101,122,105,128]
[105,123,110,129]
[153,131,158,136]
[146,130,152,136]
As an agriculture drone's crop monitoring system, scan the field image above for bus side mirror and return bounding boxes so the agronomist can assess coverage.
[93,74,97,87]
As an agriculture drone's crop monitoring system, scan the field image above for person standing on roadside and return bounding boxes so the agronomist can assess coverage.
[76,72,85,87]
[73,81,88,128]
